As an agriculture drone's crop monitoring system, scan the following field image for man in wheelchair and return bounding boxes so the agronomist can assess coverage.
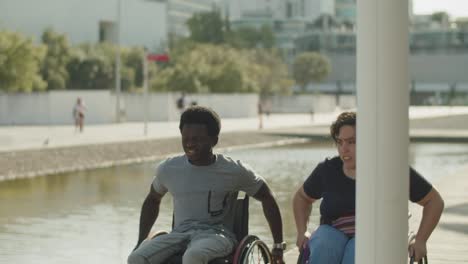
[128,106,286,264]
[292,112,444,264]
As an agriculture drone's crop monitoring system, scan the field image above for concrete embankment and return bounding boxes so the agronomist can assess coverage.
[2,112,468,182]
[267,114,468,143]
[0,131,305,181]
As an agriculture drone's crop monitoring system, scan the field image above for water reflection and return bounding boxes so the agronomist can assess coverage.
[0,142,467,264]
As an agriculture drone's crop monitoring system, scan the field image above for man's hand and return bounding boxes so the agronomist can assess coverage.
[408,238,427,262]
[271,248,285,264]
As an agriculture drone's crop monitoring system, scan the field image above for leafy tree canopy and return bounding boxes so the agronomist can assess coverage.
[431,12,450,24]
[151,44,292,94]
[0,30,46,92]
[187,10,225,44]
[41,28,73,90]
[292,52,331,91]
[226,25,275,49]
[186,11,275,50]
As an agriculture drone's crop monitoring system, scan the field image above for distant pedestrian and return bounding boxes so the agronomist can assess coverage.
[176,92,187,114]
[73,97,86,133]
[258,101,263,129]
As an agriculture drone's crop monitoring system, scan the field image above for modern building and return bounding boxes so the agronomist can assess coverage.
[230,9,311,61]
[166,0,218,38]
[228,0,334,22]
[295,27,468,55]
[291,28,468,106]
[0,0,166,50]
[334,0,355,23]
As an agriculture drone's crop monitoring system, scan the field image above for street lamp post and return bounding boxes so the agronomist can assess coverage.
[143,48,149,136]
[115,0,122,123]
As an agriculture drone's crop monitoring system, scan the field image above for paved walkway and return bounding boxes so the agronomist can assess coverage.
[2,106,468,152]
[0,113,320,152]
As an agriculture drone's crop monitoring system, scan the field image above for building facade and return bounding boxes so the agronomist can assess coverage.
[228,0,334,22]
[0,0,166,49]
[335,0,355,23]
[166,0,217,38]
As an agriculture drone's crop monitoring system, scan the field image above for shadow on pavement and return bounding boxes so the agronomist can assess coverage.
[444,203,468,217]
[439,222,468,236]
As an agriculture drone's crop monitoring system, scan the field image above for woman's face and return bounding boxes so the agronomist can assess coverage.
[335,125,356,170]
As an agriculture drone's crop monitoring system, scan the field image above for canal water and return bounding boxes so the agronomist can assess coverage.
[1,142,468,264]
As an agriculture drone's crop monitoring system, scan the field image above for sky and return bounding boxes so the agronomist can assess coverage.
[413,0,468,18]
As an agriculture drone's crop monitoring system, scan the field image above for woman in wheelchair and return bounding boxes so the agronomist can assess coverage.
[128,106,286,264]
[292,111,444,264]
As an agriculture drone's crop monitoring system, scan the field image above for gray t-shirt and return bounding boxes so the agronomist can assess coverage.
[152,154,265,237]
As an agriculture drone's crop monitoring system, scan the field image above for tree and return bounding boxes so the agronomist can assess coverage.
[185,11,276,50]
[153,44,247,93]
[151,44,291,94]
[67,43,115,90]
[226,27,258,49]
[244,49,292,95]
[123,48,144,88]
[226,25,275,49]
[67,43,157,91]
[0,30,46,92]
[187,10,225,44]
[431,12,450,25]
[40,28,72,90]
[292,52,331,92]
[168,38,197,65]
[259,25,275,49]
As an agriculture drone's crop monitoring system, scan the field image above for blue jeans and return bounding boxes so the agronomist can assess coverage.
[308,225,355,264]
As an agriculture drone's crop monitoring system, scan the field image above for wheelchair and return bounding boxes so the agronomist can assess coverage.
[296,238,428,264]
[296,213,428,264]
[147,192,273,264]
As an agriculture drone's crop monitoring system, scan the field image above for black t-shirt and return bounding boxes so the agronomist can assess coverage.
[303,156,432,220]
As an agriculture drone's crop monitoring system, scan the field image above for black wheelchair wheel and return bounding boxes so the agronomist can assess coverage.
[232,235,272,264]
[241,239,272,264]
[296,246,309,264]
[410,255,428,264]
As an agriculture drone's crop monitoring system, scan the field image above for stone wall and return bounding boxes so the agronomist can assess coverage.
[0,91,355,125]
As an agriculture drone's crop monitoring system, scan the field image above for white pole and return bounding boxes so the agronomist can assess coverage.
[356,0,409,263]
[115,0,122,123]
[143,49,149,136]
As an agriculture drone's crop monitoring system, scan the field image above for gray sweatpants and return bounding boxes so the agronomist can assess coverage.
[128,229,236,264]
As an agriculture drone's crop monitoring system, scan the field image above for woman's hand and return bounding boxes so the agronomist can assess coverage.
[408,238,427,262]
[296,231,311,251]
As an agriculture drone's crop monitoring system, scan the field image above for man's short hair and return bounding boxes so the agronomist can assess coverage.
[179,106,221,136]
[330,111,356,142]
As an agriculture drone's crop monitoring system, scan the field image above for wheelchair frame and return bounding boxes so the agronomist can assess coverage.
[148,193,272,264]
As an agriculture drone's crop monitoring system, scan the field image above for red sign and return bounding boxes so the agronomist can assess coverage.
[147,54,169,62]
